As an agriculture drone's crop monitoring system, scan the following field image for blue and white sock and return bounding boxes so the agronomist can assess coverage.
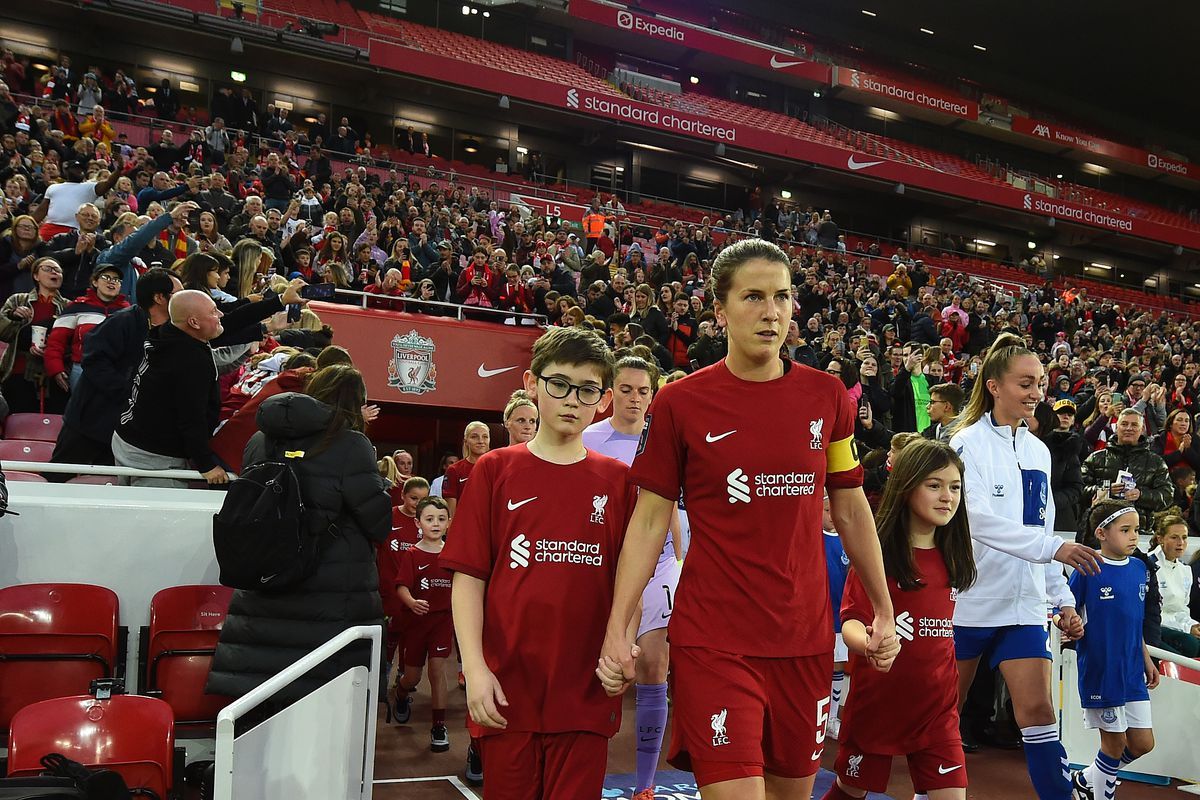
[1093,750,1120,800]
[1019,723,1072,800]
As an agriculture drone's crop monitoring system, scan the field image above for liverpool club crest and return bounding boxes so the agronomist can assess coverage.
[388,330,437,395]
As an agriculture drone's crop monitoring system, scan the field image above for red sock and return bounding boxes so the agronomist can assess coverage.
[821,783,861,800]
[433,708,446,726]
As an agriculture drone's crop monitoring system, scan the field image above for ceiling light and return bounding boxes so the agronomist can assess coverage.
[973,44,987,51]
[143,86,157,93]
[973,239,997,247]
[1052,254,1060,260]
[1091,262,1112,270]
[32,63,48,71]
[920,28,934,35]
[470,7,478,13]
[463,141,479,153]
[482,10,490,17]
[1120,273,1125,278]
[179,80,200,92]
[1027,241,1037,249]
[461,4,470,13]
[615,166,624,172]
[516,145,528,155]
[780,190,792,199]
[303,116,318,123]
[689,76,700,84]
[1056,173,1063,179]
[813,90,822,98]
[230,70,247,82]
[861,9,877,16]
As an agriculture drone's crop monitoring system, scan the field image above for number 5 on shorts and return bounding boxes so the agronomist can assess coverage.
[814,695,831,745]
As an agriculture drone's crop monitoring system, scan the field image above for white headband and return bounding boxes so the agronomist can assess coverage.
[1097,507,1135,531]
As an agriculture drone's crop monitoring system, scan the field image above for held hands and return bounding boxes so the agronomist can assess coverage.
[864,614,898,673]
[596,629,641,697]
[1054,607,1085,642]
[465,666,509,729]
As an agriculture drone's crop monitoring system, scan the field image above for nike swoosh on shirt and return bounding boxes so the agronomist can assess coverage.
[937,764,963,774]
[418,565,430,571]
[507,496,538,510]
[811,749,824,760]
[478,364,518,378]
[769,55,806,68]
[705,430,736,442]
[847,155,885,171]
[458,477,468,482]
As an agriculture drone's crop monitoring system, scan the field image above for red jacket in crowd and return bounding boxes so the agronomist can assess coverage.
[210,367,313,472]
[43,288,131,380]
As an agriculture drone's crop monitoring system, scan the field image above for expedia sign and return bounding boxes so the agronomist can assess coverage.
[1148,153,1190,177]
[615,8,685,41]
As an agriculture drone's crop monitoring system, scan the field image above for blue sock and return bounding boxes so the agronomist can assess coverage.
[635,683,669,792]
[1120,747,1136,767]
[1020,724,1071,800]
[1093,750,1120,800]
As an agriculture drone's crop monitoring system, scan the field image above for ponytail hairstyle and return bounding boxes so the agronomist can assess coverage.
[1083,499,1137,549]
[1150,509,1187,551]
[503,389,536,422]
[873,439,976,591]
[614,354,661,392]
[946,332,1038,438]
[461,420,490,460]
[708,238,790,304]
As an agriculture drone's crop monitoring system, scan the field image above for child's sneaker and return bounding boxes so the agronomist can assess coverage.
[465,742,483,785]
[431,724,450,753]
[1071,770,1094,800]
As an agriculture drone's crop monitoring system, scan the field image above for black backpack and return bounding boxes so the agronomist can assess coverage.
[0,753,131,799]
[212,452,332,592]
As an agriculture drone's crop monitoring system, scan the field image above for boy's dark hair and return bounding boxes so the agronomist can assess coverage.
[606,312,630,328]
[930,382,965,413]
[135,267,176,311]
[614,354,660,392]
[530,326,615,388]
[874,439,976,591]
[416,495,449,517]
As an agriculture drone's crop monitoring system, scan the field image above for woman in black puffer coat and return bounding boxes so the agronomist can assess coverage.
[207,364,390,701]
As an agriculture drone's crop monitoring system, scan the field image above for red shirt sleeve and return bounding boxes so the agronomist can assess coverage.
[826,381,865,490]
[629,387,684,502]
[839,567,871,627]
[440,454,496,582]
[395,548,415,593]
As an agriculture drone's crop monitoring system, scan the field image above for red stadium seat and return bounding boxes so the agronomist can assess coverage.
[7,695,175,798]
[3,413,64,443]
[0,583,120,736]
[1158,660,1200,686]
[0,439,56,462]
[3,471,47,482]
[145,585,235,725]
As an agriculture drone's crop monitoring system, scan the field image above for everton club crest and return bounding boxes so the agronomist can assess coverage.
[388,330,437,395]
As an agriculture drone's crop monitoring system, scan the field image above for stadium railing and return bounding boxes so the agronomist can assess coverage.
[213,624,381,800]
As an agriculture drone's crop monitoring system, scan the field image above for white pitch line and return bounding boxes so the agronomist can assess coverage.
[371,774,477,798]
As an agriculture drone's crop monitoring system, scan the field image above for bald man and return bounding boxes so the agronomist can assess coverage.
[113,282,304,488]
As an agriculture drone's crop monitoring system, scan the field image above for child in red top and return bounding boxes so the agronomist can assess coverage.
[377,477,429,671]
[825,439,977,800]
[390,495,454,753]
[441,327,635,800]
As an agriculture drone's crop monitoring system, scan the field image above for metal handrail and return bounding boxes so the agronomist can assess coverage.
[323,289,549,324]
[3,460,235,481]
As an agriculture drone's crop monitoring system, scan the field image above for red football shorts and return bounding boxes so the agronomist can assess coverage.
[478,730,607,800]
[835,738,968,793]
[668,645,832,783]
[402,610,453,668]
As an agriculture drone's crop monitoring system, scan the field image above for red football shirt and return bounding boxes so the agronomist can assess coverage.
[630,359,863,657]
[377,510,421,618]
[440,444,635,738]
[840,547,959,753]
[441,457,477,501]
[396,544,453,615]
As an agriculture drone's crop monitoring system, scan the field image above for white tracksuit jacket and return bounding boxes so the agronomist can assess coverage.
[1150,546,1199,635]
[951,414,1073,628]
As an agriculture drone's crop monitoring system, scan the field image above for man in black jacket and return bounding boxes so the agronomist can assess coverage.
[197,172,238,233]
[52,269,300,471]
[111,283,302,487]
[41,202,107,299]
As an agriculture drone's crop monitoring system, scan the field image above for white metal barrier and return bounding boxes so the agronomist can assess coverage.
[213,626,381,800]
[1057,628,1200,792]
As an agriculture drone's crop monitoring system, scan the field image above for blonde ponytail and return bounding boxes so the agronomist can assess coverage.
[946,332,1035,438]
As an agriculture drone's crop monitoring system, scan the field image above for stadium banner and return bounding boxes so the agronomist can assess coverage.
[370,42,1200,250]
[1011,115,1196,182]
[307,301,538,409]
[834,67,979,121]
[567,0,831,83]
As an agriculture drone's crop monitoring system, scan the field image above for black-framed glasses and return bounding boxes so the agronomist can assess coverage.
[537,374,604,406]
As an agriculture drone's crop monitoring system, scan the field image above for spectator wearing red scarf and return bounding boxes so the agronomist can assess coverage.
[365,268,407,312]
[456,249,499,309]
[496,265,533,315]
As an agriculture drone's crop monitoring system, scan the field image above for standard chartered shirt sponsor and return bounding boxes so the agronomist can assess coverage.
[752,470,818,496]
[534,537,604,566]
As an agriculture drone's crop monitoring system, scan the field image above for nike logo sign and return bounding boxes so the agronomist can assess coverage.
[260,574,277,584]
[937,764,963,774]
[847,155,885,171]
[705,430,736,442]
[769,55,806,68]
[478,364,518,378]
[418,565,429,571]
[507,496,538,510]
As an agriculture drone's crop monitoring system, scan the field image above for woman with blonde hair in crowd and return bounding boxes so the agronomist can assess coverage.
[378,454,402,488]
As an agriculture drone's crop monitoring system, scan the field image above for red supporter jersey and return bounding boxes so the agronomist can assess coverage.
[377,510,421,618]
[840,547,959,754]
[630,359,863,657]
[396,544,453,615]
[440,444,635,738]
[441,457,476,501]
